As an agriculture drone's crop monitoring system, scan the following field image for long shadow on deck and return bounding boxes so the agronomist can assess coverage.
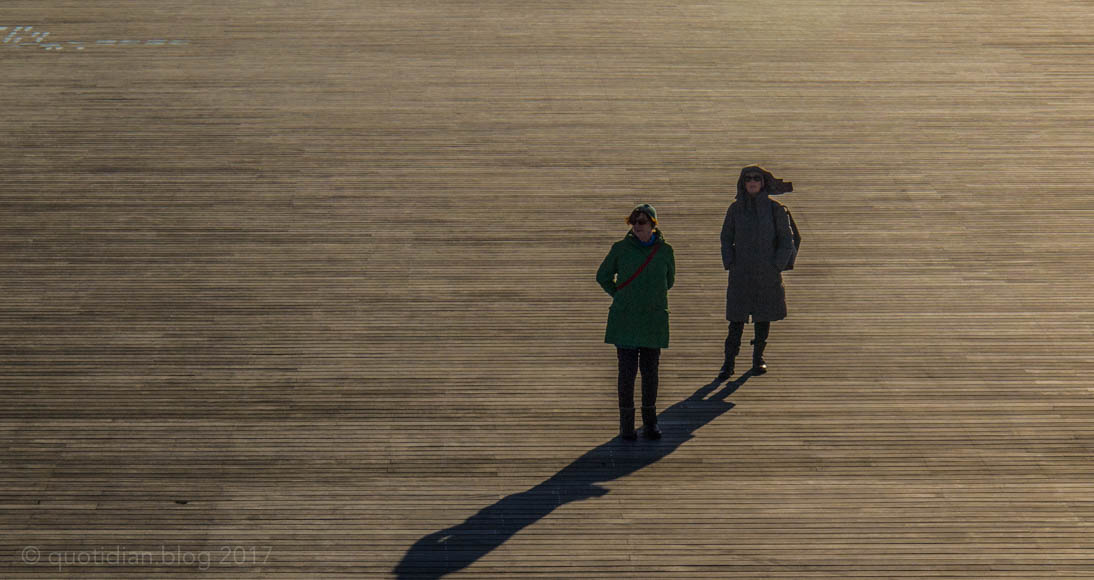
[393,373,752,578]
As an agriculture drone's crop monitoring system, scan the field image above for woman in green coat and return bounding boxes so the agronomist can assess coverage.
[596,204,675,441]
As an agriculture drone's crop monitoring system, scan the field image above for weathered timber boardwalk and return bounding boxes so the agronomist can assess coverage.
[2,1,1093,578]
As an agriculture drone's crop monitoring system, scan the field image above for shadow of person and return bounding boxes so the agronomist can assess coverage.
[393,373,752,578]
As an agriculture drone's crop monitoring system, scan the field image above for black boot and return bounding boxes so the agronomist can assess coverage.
[751,339,768,375]
[716,323,744,382]
[619,407,637,440]
[641,406,662,440]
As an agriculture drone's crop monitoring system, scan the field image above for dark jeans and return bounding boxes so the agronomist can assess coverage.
[616,347,660,409]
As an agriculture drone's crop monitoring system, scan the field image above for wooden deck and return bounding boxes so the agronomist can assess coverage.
[3,1,1093,577]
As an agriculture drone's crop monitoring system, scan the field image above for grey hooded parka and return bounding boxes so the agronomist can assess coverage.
[720,166,795,322]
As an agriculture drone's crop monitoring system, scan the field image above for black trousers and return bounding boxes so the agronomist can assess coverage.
[616,347,660,409]
[728,320,770,346]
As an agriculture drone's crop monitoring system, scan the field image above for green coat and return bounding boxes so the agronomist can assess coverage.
[596,231,675,348]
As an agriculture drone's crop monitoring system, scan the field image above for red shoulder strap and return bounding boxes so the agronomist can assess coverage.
[615,243,661,291]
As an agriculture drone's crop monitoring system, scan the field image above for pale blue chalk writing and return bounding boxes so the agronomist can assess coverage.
[2,24,189,51]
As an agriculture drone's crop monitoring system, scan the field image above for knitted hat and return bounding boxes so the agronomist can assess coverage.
[632,203,657,220]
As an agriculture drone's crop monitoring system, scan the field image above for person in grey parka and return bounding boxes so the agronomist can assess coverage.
[715,165,796,381]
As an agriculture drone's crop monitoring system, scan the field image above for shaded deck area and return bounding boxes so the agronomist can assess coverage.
[2,1,1093,577]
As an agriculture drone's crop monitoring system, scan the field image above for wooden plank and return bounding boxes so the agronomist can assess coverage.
[2,0,1094,577]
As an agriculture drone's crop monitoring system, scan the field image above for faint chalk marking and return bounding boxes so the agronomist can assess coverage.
[1,24,189,51]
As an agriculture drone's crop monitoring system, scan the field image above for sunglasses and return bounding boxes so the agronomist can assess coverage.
[633,218,651,225]
[743,174,763,182]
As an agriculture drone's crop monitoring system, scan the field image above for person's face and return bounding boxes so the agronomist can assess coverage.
[743,173,764,196]
[631,213,653,242]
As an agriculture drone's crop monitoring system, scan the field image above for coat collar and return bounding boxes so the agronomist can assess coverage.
[625,229,663,246]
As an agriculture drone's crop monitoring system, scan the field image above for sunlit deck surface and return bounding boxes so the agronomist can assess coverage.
[3,1,1093,578]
